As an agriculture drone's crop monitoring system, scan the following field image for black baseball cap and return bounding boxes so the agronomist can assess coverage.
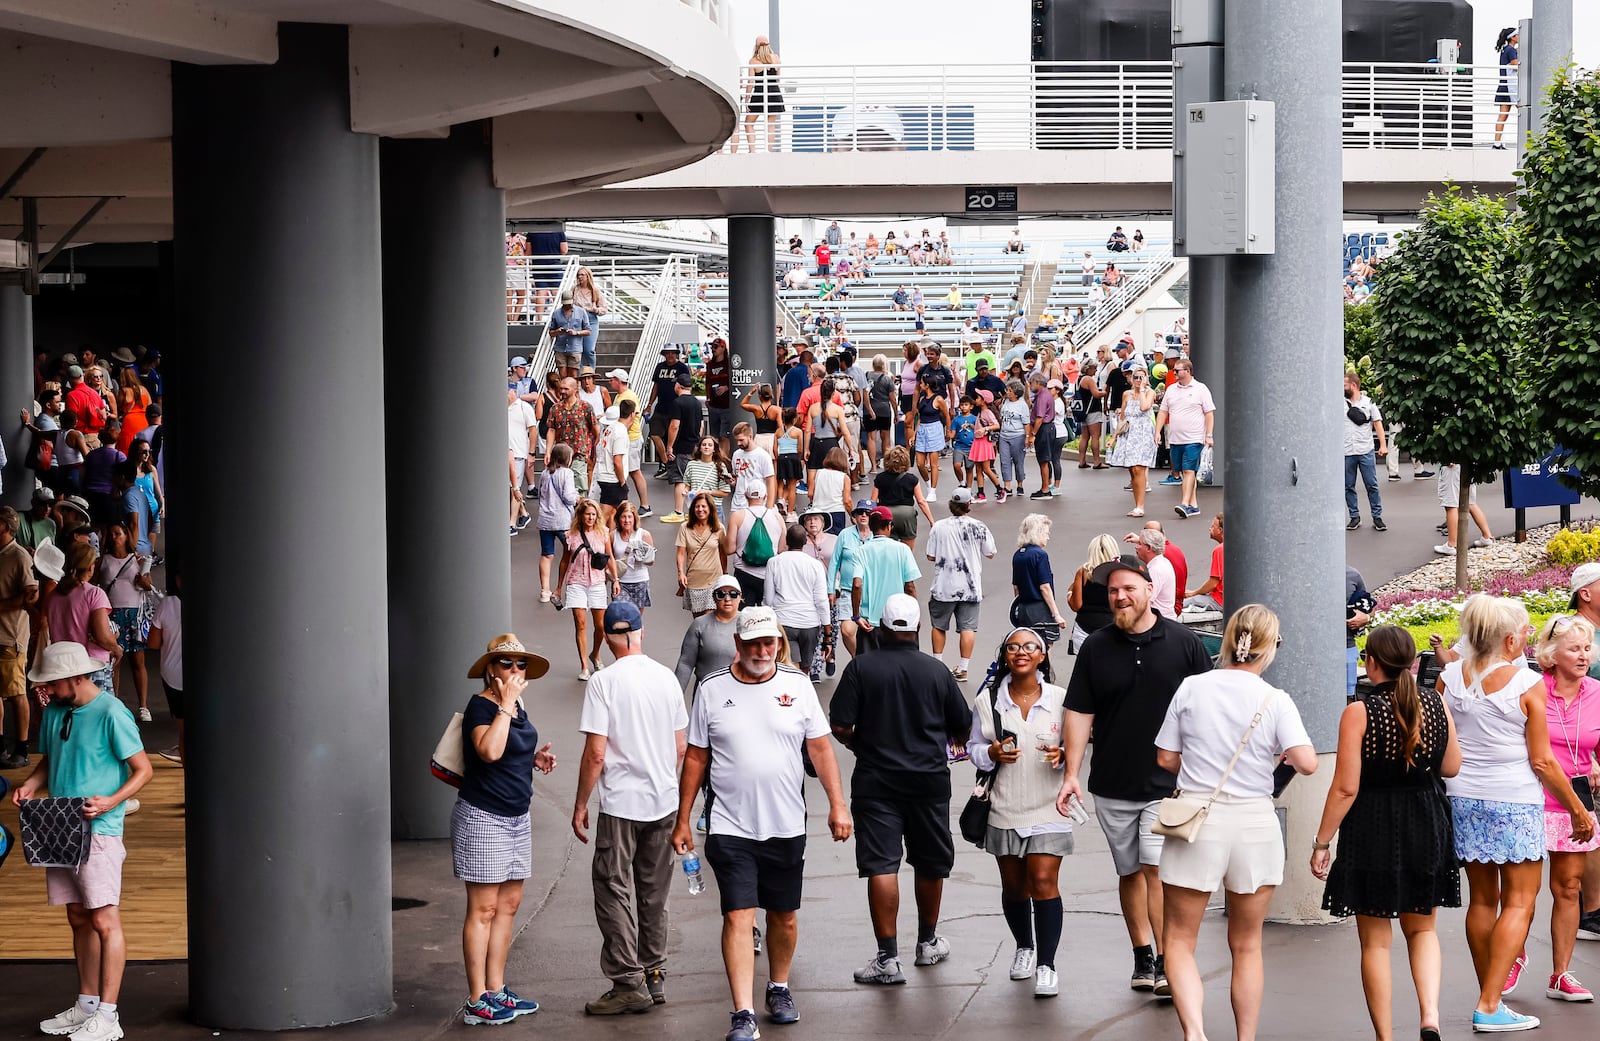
[1091,554,1151,586]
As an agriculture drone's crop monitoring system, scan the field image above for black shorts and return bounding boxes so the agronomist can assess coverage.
[161,678,186,720]
[704,833,806,914]
[852,797,956,879]
[664,458,687,485]
[598,481,629,508]
[864,415,891,433]
[807,436,839,470]
[648,412,672,444]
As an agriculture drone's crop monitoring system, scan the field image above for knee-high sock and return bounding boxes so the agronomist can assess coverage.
[1002,898,1033,949]
[1033,897,1064,969]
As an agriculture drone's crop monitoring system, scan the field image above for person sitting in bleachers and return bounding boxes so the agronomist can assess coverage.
[1106,226,1130,252]
[883,231,898,257]
[891,286,911,312]
[944,285,963,312]
[784,266,811,290]
[1004,228,1025,254]
[865,233,879,259]
[908,243,927,267]
[1102,264,1125,289]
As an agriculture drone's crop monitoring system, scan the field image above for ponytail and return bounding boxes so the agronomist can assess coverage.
[1365,625,1422,766]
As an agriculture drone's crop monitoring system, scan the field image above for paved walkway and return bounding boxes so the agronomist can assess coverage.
[3,463,1597,1039]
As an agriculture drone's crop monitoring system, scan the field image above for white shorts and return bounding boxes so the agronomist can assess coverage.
[1437,465,1476,508]
[1158,793,1284,895]
[46,835,126,909]
[565,581,609,610]
[628,439,644,473]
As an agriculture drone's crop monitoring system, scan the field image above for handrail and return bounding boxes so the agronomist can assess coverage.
[720,61,1519,153]
[1069,246,1176,349]
[631,258,681,392]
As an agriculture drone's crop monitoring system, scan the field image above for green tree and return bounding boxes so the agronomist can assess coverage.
[1343,300,1380,390]
[1518,66,1600,499]
[1371,187,1528,590]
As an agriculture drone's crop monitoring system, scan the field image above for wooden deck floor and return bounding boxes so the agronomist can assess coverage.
[0,759,188,961]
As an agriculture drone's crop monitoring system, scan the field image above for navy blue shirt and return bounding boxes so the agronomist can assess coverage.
[781,364,811,410]
[1012,544,1054,602]
[460,694,539,819]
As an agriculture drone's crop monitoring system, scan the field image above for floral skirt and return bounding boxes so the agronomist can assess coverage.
[1450,797,1545,864]
[1546,809,1600,854]
[110,606,146,653]
[616,580,652,609]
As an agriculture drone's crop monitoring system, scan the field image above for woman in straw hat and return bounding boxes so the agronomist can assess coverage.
[454,633,556,1027]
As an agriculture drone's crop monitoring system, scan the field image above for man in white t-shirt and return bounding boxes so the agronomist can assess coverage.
[1133,529,1177,619]
[765,520,831,683]
[673,607,851,1041]
[507,388,538,533]
[573,601,688,1014]
[1152,359,1215,519]
[923,488,996,680]
[730,423,777,506]
[1341,372,1387,532]
[594,402,631,523]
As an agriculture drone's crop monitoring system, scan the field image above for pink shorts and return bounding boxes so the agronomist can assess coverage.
[1545,810,1600,854]
[46,835,126,909]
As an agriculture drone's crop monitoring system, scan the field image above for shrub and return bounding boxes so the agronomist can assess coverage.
[1546,527,1600,567]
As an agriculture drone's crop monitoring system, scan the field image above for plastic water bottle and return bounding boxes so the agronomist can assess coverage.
[682,852,705,895]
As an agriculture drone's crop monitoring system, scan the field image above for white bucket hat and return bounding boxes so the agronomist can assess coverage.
[33,537,66,582]
[28,641,104,683]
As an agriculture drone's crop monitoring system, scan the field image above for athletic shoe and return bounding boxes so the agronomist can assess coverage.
[462,997,515,1026]
[578,668,591,681]
[640,505,654,517]
[1546,971,1593,1001]
[66,1012,122,1041]
[157,747,182,763]
[1051,486,1061,496]
[1577,910,1600,940]
[825,658,836,677]
[1388,474,1401,481]
[1347,516,1361,530]
[655,464,669,478]
[1161,474,1183,485]
[1373,517,1388,532]
[137,707,152,722]
[658,513,687,524]
[515,514,531,531]
[726,1009,761,1041]
[1130,947,1156,990]
[1473,538,1493,548]
[926,489,937,502]
[1182,505,1201,518]
[0,750,28,769]
[1010,947,1037,980]
[1504,952,1527,996]
[1435,544,1456,556]
[1034,965,1059,998]
[796,483,808,496]
[952,667,968,681]
[853,952,907,984]
[584,985,651,1015]
[914,935,950,966]
[1415,469,1436,479]
[123,799,139,815]
[493,987,540,1017]
[1472,1002,1538,1032]
[509,525,518,537]
[41,1004,92,1036]
[765,983,799,1024]
[973,492,988,502]
[646,968,666,1005]
[1437,524,1451,535]
[1030,490,1051,500]
[995,489,1008,504]
[1153,954,1171,997]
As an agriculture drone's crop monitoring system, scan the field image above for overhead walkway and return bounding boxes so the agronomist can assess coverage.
[511,60,1518,220]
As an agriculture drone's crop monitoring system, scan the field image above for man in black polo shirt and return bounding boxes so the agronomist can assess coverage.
[665,372,705,520]
[830,594,971,987]
[1055,554,1210,997]
[646,346,691,477]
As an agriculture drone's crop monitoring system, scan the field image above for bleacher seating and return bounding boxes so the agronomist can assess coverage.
[1342,230,1388,279]
[1040,240,1171,349]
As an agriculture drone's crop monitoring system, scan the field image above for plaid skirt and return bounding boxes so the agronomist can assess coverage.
[451,798,532,883]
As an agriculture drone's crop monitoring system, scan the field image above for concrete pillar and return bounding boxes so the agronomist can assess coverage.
[1187,259,1226,484]
[0,286,32,510]
[728,215,777,398]
[1223,0,1345,922]
[171,23,393,1027]
[380,124,511,839]
[1528,0,1575,137]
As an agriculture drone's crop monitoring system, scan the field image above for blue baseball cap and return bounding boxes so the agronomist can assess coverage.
[603,600,644,634]
[851,499,875,515]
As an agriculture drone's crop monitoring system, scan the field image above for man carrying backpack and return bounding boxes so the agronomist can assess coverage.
[725,486,784,607]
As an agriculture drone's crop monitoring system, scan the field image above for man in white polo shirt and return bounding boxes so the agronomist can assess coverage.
[673,607,851,1041]
[573,601,687,1015]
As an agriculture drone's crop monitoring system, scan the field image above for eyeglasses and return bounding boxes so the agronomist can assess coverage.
[713,590,742,601]
[1004,641,1044,655]
[492,657,527,670]
[59,708,75,742]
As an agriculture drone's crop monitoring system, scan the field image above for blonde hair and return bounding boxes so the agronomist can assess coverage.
[1458,594,1530,677]
[1534,614,1597,671]
[1016,513,1052,549]
[751,40,776,64]
[1084,533,1119,572]
[1222,604,1281,669]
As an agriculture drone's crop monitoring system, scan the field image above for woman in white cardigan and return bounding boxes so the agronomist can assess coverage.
[966,627,1073,998]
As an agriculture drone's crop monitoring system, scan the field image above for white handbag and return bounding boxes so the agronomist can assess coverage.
[430,713,466,788]
[1152,690,1274,843]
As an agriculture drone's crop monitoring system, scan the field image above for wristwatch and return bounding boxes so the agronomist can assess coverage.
[1311,839,1330,851]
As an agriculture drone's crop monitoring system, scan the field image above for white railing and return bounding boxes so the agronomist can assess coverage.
[506,254,577,378]
[1069,246,1177,348]
[630,256,700,390]
[720,61,1518,154]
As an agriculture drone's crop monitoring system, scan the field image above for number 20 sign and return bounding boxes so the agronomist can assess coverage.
[965,186,1018,213]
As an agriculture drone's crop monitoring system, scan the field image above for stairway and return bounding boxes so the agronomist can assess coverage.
[1020,260,1057,320]
[594,322,644,374]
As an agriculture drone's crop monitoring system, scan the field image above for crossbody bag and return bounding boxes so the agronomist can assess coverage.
[1153,689,1275,843]
[959,692,1010,847]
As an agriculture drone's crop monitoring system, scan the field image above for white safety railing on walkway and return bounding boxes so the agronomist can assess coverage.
[1071,245,1177,348]
[631,255,702,390]
[720,61,1518,154]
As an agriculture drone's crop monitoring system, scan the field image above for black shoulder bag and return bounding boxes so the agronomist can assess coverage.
[958,691,1009,847]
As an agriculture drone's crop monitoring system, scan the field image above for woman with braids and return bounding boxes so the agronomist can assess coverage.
[1153,605,1318,1041]
[1310,625,1461,1041]
[964,628,1073,998]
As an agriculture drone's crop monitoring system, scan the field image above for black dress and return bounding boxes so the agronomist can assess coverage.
[1322,682,1460,918]
[748,66,785,114]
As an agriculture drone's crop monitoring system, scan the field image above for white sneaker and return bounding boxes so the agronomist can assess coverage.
[123,799,140,815]
[1034,965,1059,998]
[41,1005,91,1036]
[1434,543,1455,556]
[68,1012,123,1041]
[137,707,152,722]
[1009,947,1037,980]
[914,935,950,966]
[926,489,937,502]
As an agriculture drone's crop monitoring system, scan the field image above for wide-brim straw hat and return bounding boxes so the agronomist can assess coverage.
[467,632,550,680]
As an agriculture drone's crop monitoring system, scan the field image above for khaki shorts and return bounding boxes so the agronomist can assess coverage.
[0,645,25,700]
[47,834,126,909]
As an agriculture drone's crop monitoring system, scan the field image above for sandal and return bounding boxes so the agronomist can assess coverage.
[1127,509,1145,517]
[1093,464,1109,470]
[1077,463,1091,469]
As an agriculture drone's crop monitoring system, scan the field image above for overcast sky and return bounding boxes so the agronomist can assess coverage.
[726,0,1596,67]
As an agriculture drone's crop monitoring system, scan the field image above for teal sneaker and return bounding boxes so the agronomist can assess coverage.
[1471,1003,1539,1033]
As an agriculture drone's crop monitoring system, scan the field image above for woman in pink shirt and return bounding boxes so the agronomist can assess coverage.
[1535,615,1600,1001]
[42,542,122,694]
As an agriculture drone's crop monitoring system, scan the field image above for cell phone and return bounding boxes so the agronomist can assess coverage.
[1572,776,1595,813]
[1272,760,1297,798]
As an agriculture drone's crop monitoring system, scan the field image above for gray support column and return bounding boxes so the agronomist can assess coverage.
[728,215,777,399]
[1187,258,1226,482]
[1223,0,1345,921]
[171,23,393,1027]
[1528,0,1575,137]
[0,286,32,510]
[380,124,510,839]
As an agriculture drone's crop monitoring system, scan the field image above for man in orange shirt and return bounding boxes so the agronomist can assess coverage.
[1182,513,1224,612]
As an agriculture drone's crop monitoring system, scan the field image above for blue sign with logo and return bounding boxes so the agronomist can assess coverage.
[1502,449,1581,510]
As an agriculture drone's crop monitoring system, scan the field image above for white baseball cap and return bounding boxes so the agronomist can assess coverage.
[883,593,921,632]
[1570,562,1600,608]
[736,606,782,641]
[606,368,630,381]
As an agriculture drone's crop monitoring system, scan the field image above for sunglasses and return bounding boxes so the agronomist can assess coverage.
[713,590,742,601]
[493,657,528,670]
[1004,641,1044,655]
[60,708,75,742]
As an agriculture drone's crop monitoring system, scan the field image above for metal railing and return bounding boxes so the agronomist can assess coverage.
[1062,246,1177,348]
[720,61,1520,154]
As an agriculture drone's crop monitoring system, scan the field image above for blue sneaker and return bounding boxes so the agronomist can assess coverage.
[493,986,540,1017]
[765,983,799,1023]
[1160,474,1183,485]
[726,1008,761,1041]
[1471,1003,1539,1032]
[462,996,515,1026]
